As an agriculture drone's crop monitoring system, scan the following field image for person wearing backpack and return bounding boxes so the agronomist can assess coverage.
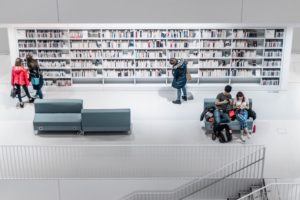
[170,58,187,104]
[11,58,34,108]
[233,91,251,142]
[26,54,44,99]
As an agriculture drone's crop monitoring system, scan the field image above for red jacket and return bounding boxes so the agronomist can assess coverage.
[11,66,29,86]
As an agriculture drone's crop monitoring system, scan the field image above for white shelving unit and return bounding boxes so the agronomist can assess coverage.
[8,24,293,90]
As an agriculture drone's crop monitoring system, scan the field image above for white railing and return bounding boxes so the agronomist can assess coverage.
[0,145,264,179]
[121,146,265,200]
[238,183,300,200]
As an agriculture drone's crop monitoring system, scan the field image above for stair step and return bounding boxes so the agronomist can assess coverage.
[227,197,238,200]
[250,186,262,192]
[238,190,251,197]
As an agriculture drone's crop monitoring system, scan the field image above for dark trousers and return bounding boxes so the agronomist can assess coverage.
[15,84,31,103]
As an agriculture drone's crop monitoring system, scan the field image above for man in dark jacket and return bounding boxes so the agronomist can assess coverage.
[170,58,187,104]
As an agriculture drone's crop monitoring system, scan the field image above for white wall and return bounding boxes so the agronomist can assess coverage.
[0,0,300,23]
[292,28,300,53]
[0,28,9,54]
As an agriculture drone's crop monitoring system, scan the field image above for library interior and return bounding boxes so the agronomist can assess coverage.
[0,0,300,199]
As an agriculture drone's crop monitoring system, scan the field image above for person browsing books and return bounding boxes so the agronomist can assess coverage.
[170,58,187,104]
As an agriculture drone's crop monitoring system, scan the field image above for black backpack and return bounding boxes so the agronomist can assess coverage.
[214,124,232,143]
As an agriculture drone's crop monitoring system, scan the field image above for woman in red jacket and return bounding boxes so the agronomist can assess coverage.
[11,58,34,108]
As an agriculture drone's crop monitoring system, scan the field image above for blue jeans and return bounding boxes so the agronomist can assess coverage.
[36,88,43,99]
[177,86,187,100]
[214,109,230,125]
[236,109,248,130]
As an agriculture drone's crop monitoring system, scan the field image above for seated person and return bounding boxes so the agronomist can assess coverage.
[214,85,233,127]
[233,91,251,142]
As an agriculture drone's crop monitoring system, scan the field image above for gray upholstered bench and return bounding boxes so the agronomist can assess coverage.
[81,109,131,134]
[203,98,254,132]
[33,99,83,133]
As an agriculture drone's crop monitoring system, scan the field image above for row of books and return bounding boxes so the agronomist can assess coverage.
[37,41,68,48]
[102,60,135,68]
[134,61,166,68]
[263,60,282,67]
[40,61,67,68]
[265,40,283,48]
[103,70,134,77]
[72,70,98,77]
[167,41,198,48]
[265,30,284,38]
[233,30,263,38]
[198,69,230,77]
[103,41,134,48]
[36,30,67,38]
[70,50,102,58]
[136,51,165,58]
[38,51,69,58]
[19,29,284,39]
[232,60,259,67]
[199,50,230,58]
[232,50,258,58]
[135,69,164,77]
[261,79,279,85]
[44,79,72,86]
[262,70,280,76]
[232,40,259,48]
[18,41,36,48]
[19,40,283,49]
[102,30,134,39]
[201,30,230,38]
[70,41,101,48]
[264,51,282,57]
[231,69,261,76]
[42,71,69,77]
[104,50,135,58]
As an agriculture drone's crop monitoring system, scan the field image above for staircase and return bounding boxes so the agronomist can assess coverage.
[121,146,265,200]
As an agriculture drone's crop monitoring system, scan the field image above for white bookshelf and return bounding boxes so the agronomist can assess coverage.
[9,24,293,90]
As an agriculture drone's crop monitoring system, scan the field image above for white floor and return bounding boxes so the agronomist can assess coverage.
[1,55,300,179]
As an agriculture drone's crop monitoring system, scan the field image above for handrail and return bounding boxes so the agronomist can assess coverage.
[237,183,300,200]
[121,146,265,200]
[0,145,264,179]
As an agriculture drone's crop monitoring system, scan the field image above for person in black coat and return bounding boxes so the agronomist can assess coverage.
[170,58,187,104]
[26,54,44,99]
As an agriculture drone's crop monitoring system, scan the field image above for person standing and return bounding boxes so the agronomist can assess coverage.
[170,58,187,104]
[11,58,34,108]
[26,54,44,99]
[233,91,251,142]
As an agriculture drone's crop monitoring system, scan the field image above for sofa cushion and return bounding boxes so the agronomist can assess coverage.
[81,109,131,132]
[33,113,82,131]
[34,99,83,113]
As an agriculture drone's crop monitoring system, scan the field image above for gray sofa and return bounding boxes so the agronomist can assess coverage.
[203,98,254,132]
[33,99,83,132]
[81,109,131,133]
[33,99,131,134]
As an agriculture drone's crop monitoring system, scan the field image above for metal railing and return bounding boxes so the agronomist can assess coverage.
[0,145,264,179]
[121,145,265,200]
[238,183,300,200]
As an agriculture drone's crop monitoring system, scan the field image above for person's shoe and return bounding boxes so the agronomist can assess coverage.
[29,98,35,103]
[240,134,246,143]
[244,129,251,139]
[182,96,187,101]
[246,133,252,139]
[20,102,24,108]
[172,100,181,104]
